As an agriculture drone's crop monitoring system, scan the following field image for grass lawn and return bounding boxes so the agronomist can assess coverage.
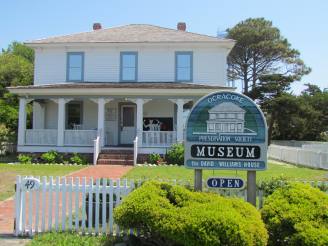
[27,232,121,246]
[0,164,85,201]
[123,160,328,183]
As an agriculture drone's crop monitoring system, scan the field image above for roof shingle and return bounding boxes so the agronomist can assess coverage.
[26,24,234,44]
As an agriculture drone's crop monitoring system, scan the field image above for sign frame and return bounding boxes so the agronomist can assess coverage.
[184,90,268,206]
[184,91,268,171]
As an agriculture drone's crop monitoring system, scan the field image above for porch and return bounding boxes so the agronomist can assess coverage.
[17,97,192,153]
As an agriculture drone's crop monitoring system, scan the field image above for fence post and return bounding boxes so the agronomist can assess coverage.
[41,176,47,233]
[14,176,22,236]
[74,177,80,232]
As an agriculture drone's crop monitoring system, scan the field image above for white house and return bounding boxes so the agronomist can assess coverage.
[8,22,235,164]
[207,102,245,133]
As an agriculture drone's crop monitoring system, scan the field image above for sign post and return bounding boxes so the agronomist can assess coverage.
[194,169,203,191]
[184,91,267,206]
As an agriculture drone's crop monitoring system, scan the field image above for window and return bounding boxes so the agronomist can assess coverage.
[175,52,193,82]
[209,113,216,120]
[67,52,84,82]
[66,102,83,129]
[120,52,138,82]
[208,123,215,132]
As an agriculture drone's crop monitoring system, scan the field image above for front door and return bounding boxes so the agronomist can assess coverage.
[120,105,136,145]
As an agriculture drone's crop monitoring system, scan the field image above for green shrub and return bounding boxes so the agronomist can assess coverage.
[18,154,32,164]
[0,124,11,155]
[258,176,290,196]
[148,153,162,164]
[70,153,87,165]
[261,183,328,246]
[41,150,60,163]
[114,181,268,246]
[165,143,184,165]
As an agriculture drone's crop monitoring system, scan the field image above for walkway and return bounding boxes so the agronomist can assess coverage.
[0,165,133,235]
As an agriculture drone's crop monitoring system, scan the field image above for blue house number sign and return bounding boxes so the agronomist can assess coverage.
[207,177,245,189]
[185,91,268,171]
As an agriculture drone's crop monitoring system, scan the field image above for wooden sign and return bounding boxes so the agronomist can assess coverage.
[185,91,267,170]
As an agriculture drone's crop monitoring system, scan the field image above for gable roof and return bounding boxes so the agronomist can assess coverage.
[26,24,235,45]
[209,102,245,113]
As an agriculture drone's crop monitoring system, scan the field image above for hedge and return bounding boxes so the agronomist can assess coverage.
[261,182,328,246]
[114,181,268,246]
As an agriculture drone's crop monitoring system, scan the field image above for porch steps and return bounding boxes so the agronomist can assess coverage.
[97,148,134,166]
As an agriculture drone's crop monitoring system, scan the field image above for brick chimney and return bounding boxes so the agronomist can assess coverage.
[177,22,186,31]
[93,23,102,31]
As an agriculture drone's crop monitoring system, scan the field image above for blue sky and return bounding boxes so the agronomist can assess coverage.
[1,0,327,93]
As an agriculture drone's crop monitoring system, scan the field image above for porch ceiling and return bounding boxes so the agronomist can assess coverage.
[8,82,234,97]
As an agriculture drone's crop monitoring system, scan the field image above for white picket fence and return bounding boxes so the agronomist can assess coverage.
[269,144,328,169]
[15,176,327,237]
[14,176,135,236]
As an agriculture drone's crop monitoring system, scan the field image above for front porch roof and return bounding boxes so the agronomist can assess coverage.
[8,82,234,97]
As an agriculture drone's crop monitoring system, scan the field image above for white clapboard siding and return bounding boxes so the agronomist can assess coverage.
[14,176,328,237]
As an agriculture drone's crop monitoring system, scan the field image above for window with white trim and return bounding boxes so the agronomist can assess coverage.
[175,52,193,82]
[67,52,84,82]
[120,52,138,82]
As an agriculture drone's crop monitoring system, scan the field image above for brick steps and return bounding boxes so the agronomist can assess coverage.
[97,148,134,166]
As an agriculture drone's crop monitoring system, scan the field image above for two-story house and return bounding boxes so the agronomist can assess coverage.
[8,22,235,164]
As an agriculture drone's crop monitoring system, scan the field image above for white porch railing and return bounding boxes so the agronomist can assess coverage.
[93,135,100,165]
[64,130,98,146]
[25,129,57,146]
[142,131,177,147]
[133,136,138,165]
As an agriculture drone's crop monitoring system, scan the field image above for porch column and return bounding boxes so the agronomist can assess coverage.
[127,98,152,146]
[18,98,29,145]
[91,98,113,147]
[57,98,66,146]
[54,98,73,146]
[169,99,192,143]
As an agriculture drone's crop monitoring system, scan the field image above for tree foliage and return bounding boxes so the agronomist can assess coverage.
[0,42,34,138]
[258,82,328,142]
[227,18,310,94]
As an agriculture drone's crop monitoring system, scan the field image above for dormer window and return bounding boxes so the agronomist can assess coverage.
[175,51,193,82]
[120,52,138,82]
[66,52,84,82]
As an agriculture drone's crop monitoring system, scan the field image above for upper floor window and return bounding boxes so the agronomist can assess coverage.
[175,51,193,82]
[120,52,138,82]
[67,52,84,82]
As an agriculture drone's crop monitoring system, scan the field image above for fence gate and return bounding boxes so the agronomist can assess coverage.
[14,176,134,236]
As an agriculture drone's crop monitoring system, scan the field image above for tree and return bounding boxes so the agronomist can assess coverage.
[0,54,33,97]
[2,41,34,63]
[0,42,34,140]
[227,18,311,94]
[269,94,320,141]
[0,42,34,97]
[301,83,322,96]
[300,84,328,140]
[248,74,294,143]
